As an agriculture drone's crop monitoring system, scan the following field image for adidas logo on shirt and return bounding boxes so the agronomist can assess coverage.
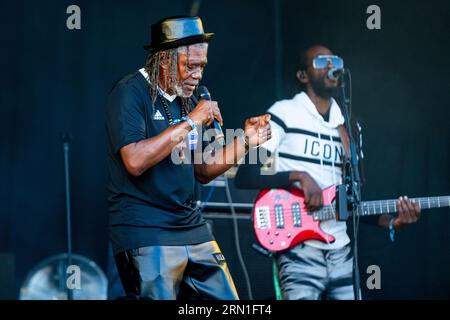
[153,110,165,121]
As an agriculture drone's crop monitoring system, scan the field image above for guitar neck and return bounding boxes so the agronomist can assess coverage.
[356,196,450,217]
[314,196,450,221]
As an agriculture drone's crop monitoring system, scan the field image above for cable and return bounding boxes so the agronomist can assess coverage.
[347,69,353,121]
[346,70,361,237]
[190,0,202,16]
[224,175,254,300]
[198,184,216,213]
[60,132,74,300]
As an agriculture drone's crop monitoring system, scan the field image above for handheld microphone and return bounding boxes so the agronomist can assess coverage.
[196,85,225,145]
[328,68,346,80]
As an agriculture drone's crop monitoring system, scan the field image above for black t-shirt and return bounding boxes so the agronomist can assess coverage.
[105,71,213,254]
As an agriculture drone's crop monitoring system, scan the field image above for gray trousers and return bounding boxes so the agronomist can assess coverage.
[275,243,355,300]
[115,240,239,300]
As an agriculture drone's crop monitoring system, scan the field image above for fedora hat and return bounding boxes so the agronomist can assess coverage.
[144,16,214,53]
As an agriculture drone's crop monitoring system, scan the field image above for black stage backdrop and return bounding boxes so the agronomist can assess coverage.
[1,0,449,299]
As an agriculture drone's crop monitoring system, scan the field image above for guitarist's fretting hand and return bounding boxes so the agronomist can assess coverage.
[378,196,421,229]
[289,171,323,211]
[394,196,421,228]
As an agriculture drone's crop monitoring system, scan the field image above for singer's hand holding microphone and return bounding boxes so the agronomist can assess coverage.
[187,99,222,128]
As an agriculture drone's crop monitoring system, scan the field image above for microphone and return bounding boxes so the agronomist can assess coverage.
[196,85,225,145]
[327,68,346,80]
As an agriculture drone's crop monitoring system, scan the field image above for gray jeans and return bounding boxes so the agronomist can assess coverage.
[275,243,355,300]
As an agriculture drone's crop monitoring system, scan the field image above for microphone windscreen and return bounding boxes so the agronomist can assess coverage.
[197,85,211,101]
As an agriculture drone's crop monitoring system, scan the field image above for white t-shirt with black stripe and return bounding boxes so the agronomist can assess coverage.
[261,92,350,250]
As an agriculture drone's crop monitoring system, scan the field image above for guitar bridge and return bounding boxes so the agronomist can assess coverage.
[255,206,271,229]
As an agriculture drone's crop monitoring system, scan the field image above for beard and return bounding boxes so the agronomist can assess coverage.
[173,82,193,98]
[309,75,339,99]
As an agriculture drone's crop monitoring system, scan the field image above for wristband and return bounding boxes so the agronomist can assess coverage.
[184,116,196,131]
[389,216,395,242]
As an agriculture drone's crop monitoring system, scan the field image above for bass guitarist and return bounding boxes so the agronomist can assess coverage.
[234,45,421,300]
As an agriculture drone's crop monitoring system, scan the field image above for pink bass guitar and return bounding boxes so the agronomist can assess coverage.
[253,185,450,251]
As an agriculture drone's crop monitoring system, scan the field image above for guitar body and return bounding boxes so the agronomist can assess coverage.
[253,185,337,252]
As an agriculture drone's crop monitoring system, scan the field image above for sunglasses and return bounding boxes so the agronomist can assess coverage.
[312,55,344,70]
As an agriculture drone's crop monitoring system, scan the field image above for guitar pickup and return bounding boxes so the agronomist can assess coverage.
[275,204,284,229]
[292,203,301,227]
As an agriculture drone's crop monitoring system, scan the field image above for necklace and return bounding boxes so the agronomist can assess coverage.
[158,93,187,125]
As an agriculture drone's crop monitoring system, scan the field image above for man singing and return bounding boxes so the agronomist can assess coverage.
[105,16,271,300]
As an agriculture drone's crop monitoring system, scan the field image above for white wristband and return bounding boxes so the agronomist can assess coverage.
[185,116,196,131]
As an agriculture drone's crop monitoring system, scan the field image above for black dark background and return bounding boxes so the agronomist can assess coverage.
[1,0,449,299]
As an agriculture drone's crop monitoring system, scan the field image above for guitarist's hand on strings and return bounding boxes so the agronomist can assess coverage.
[290,171,323,212]
[394,196,421,228]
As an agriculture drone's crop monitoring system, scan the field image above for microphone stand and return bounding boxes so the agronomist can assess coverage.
[60,132,73,300]
[338,69,363,300]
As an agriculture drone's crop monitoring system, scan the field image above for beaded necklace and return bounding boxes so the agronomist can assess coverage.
[158,93,187,125]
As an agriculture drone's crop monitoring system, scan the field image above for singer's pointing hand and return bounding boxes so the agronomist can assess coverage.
[244,114,272,147]
[188,100,223,127]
